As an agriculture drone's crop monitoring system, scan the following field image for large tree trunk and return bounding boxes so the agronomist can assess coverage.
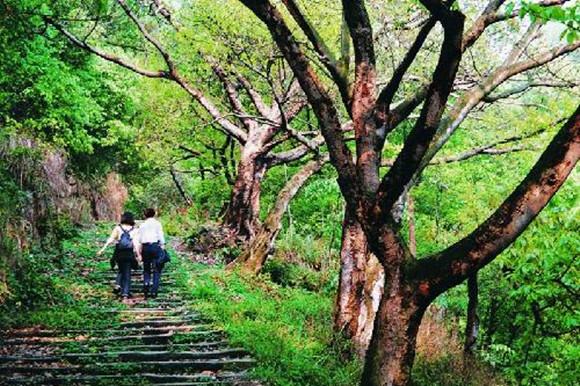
[231,158,326,273]
[361,268,426,386]
[334,209,384,356]
[222,147,267,240]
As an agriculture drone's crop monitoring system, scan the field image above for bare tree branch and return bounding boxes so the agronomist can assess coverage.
[387,0,569,130]
[342,0,380,194]
[170,167,193,205]
[209,58,255,131]
[47,19,168,78]
[389,28,579,213]
[413,107,580,299]
[375,17,437,144]
[236,73,272,118]
[50,2,249,143]
[381,127,547,167]
[116,0,176,72]
[239,0,357,204]
[375,9,466,222]
[483,80,579,102]
[281,0,350,108]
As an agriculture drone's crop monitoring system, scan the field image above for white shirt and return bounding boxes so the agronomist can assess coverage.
[139,217,165,245]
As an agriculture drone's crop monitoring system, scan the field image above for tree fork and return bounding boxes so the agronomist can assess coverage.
[231,157,327,272]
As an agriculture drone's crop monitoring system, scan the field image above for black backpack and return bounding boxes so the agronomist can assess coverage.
[117,226,134,251]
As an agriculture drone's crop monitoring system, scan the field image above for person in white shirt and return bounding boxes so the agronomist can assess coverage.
[140,208,165,298]
[97,212,141,299]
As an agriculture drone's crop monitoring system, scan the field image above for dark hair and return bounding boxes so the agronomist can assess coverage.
[144,208,156,218]
[120,212,135,226]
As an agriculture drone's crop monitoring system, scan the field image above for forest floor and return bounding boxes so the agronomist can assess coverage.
[0,225,504,386]
[0,226,261,385]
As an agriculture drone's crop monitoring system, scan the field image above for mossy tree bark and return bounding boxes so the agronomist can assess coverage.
[223,150,268,240]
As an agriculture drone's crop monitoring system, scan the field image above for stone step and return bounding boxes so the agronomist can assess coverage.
[121,298,186,304]
[0,358,256,376]
[2,325,215,340]
[0,348,249,364]
[90,271,178,278]
[129,288,183,295]
[3,249,258,385]
[120,318,204,329]
[114,300,187,308]
[119,314,199,322]
[3,371,250,385]
[152,383,231,386]
[103,330,224,344]
[109,279,177,286]
[1,330,223,345]
[106,307,186,314]
[84,340,232,352]
[4,340,232,357]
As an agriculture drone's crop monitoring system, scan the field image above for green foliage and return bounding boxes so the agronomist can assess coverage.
[0,225,120,330]
[473,178,579,385]
[185,265,361,386]
[518,1,580,43]
[262,258,329,292]
[0,0,144,179]
[412,354,506,386]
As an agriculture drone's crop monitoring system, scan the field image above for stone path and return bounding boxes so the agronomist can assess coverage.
[0,253,258,385]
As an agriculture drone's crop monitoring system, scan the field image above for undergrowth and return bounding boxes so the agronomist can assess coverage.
[181,256,505,386]
[183,263,361,386]
[0,223,121,330]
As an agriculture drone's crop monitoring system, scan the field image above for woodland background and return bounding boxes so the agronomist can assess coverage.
[0,0,578,385]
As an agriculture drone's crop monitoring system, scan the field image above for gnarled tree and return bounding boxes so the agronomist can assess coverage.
[236,0,579,384]
[41,0,326,240]
[235,0,579,354]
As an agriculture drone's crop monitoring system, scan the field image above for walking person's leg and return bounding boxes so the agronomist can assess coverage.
[152,263,162,297]
[142,244,153,297]
[151,245,163,298]
[111,250,121,295]
[114,271,122,295]
[119,257,132,298]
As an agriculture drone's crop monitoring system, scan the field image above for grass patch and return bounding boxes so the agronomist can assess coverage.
[184,263,361,386]
[0,223,122,330]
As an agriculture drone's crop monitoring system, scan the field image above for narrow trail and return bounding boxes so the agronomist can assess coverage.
[0,237,260,385]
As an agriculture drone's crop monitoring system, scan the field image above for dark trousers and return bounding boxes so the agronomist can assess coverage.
[118,257,133,297]
[142,243,163,294]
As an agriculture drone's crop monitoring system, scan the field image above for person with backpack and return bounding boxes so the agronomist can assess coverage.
[97,212,141,300]
[139,208,166,299]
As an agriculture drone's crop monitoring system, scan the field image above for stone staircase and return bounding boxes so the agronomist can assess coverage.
[0,256,259,385]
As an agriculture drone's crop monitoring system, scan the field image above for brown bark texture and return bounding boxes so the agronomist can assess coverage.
[232,157,327,273]
[361,266,427,386]
[334,210,384,355]
[223,152,267,240]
